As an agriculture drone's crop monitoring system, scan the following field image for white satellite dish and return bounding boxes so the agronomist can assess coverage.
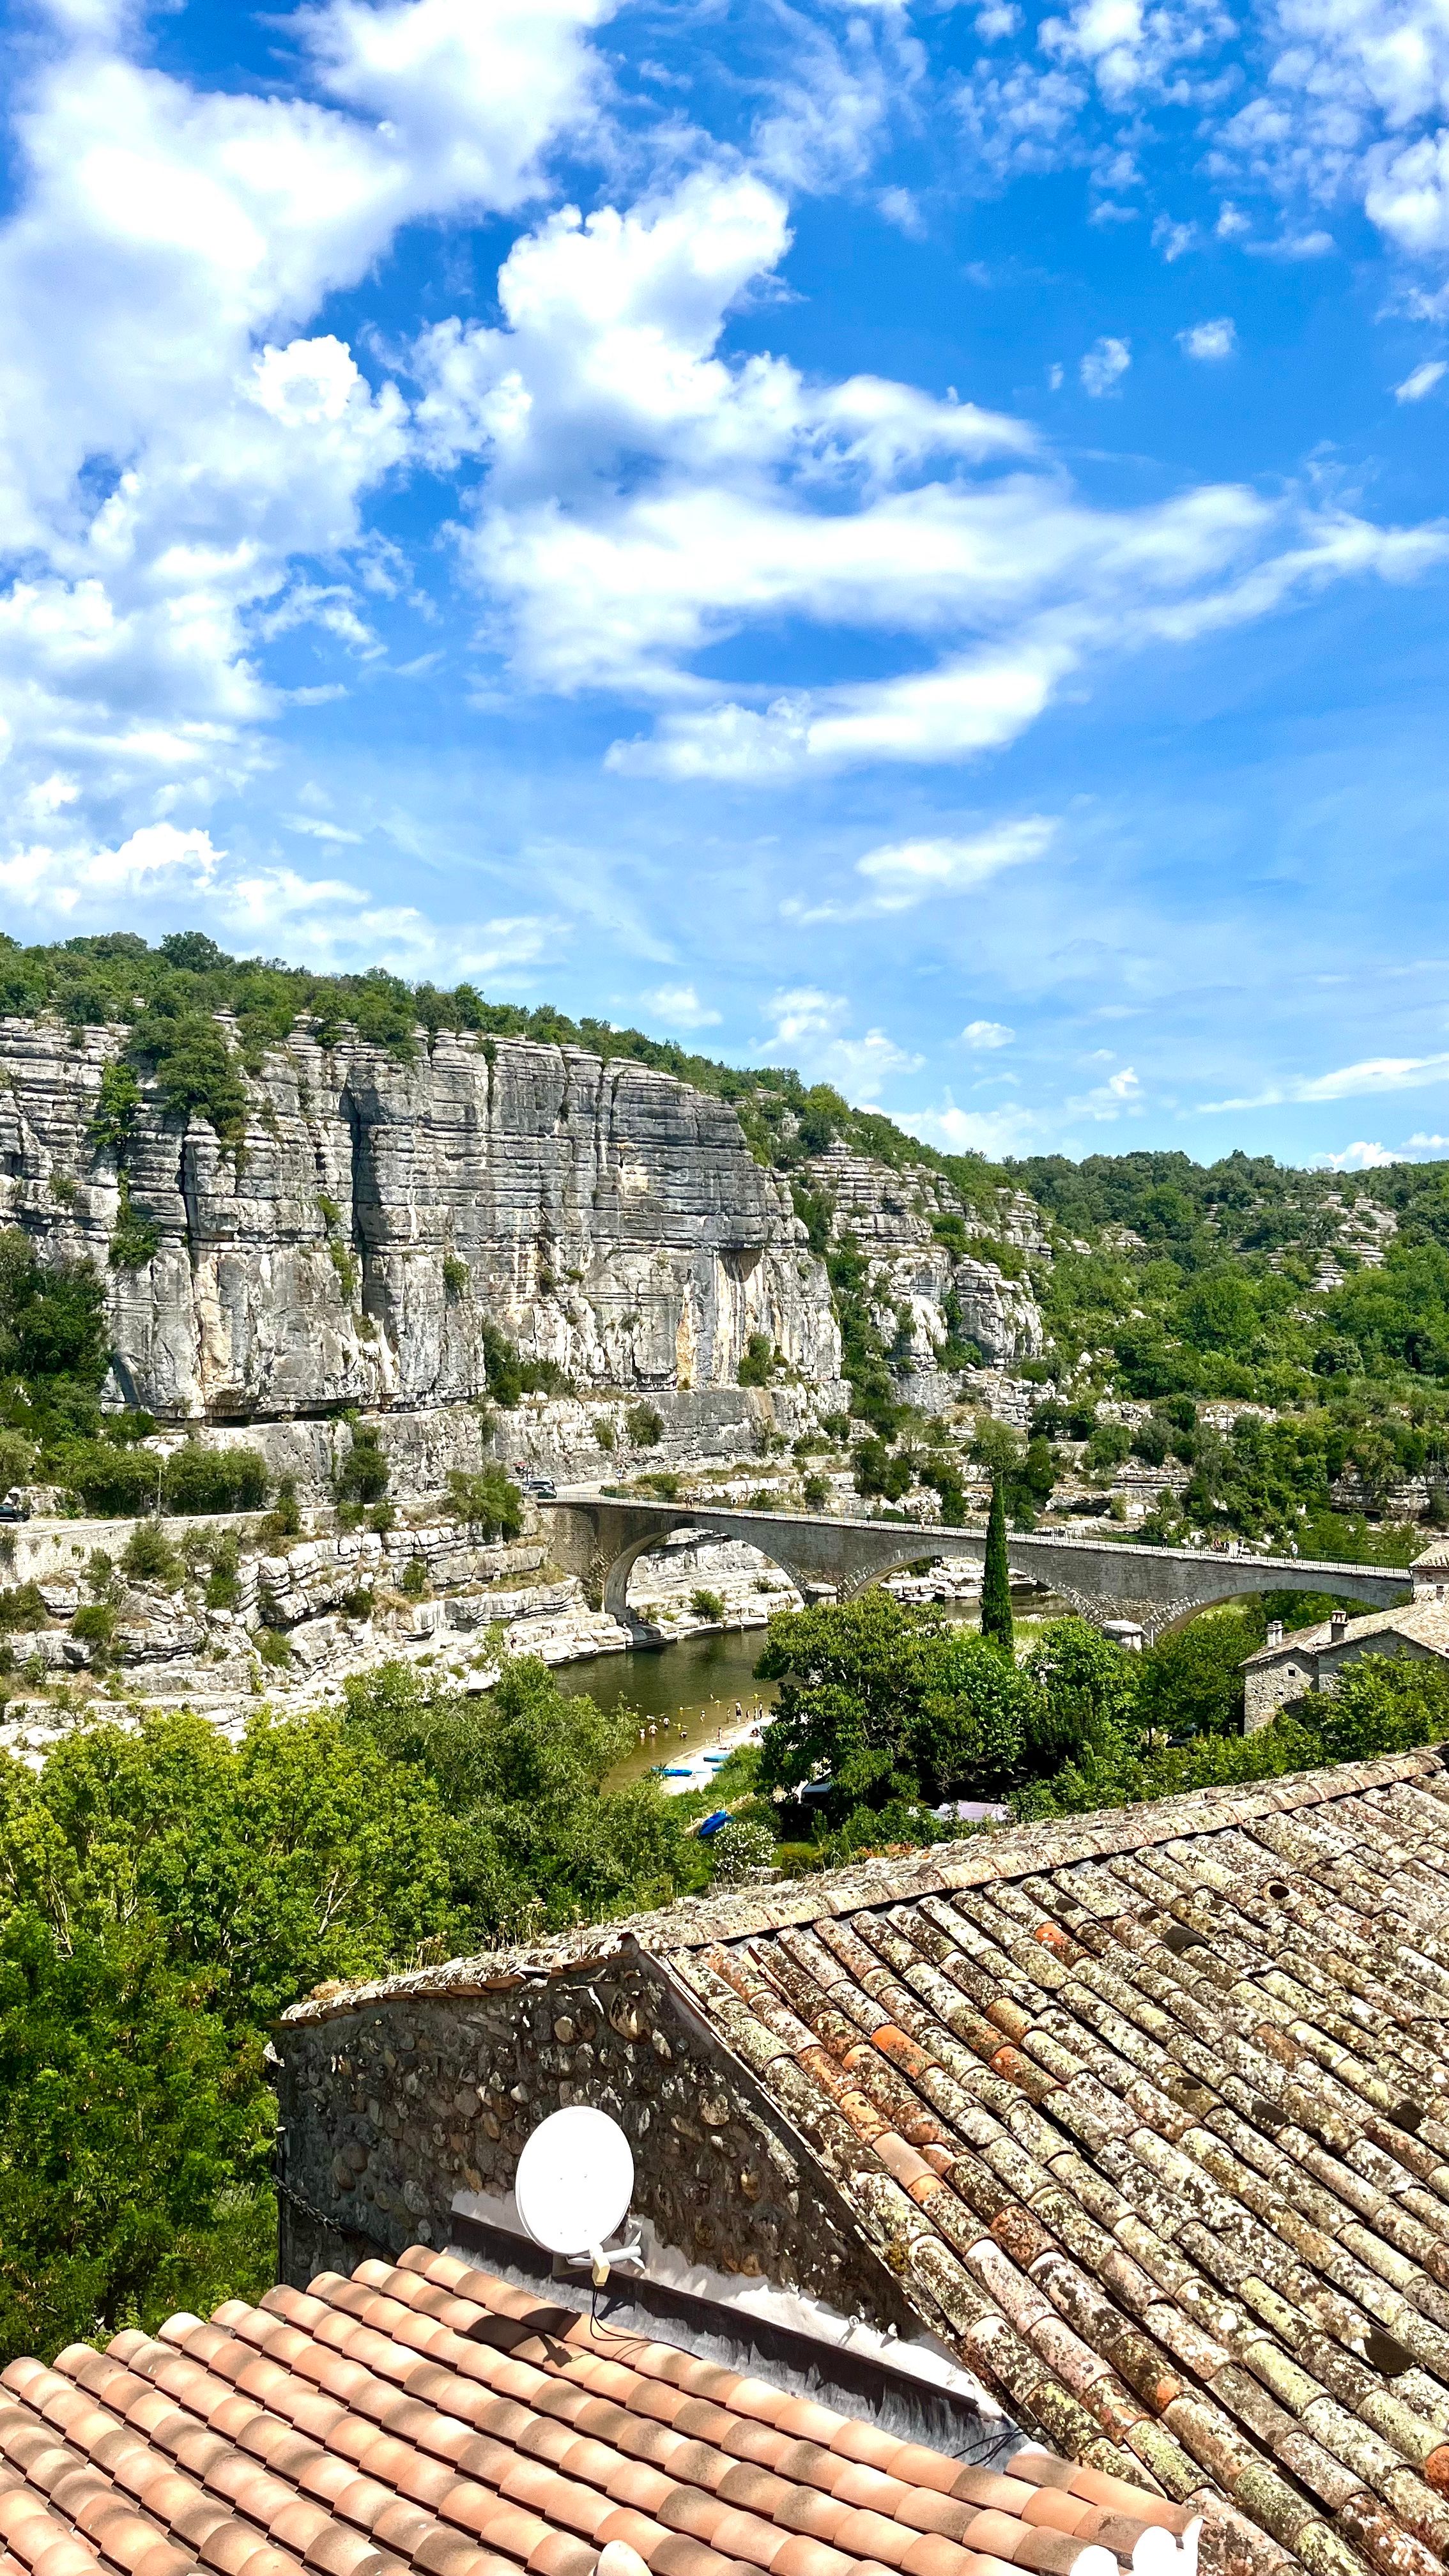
[515,2104,636,2285]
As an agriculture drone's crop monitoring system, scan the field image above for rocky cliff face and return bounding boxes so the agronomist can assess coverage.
[802,1145,1046,1377]
[0,1021,839,1421]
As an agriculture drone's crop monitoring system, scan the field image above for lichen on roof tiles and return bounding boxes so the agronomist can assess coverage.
[659,1756,1449,2576]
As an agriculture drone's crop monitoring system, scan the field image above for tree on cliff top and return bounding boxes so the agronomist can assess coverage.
[981,1476,1013,1655]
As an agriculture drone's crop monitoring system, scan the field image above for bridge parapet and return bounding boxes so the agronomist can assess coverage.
[542,1496,1410,1640]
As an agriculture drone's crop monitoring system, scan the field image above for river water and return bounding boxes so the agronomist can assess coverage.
[569,1588,1068,1791]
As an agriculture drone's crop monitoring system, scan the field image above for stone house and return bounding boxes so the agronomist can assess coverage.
[1239,1592,1449,1731]
[273,1746,1449,2576]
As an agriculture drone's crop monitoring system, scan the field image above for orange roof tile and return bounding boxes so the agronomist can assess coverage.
[0,2260,1184,2576]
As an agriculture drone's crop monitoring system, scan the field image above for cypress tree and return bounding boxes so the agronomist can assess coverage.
[981,1473,1014,1656]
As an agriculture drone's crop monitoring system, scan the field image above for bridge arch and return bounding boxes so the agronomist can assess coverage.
[541,1498,1413,1648]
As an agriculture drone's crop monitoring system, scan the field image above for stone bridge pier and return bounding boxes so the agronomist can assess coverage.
[540,1497,1410,1644]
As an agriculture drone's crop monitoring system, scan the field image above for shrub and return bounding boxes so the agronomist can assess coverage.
[85,1549,114,1599]
[121,1522,183,1589]
[335,1427,388,1505]
[738,1334,776,1387]
[593,1416,617,1451]
[445,1467,523,1540]
[72,1602,118,1656]
[442,1254,470,1299]
[259,1478,302,1543]
[89,1061,141,1155]
[57,1440,158,1518]
[690,1588,726,1621]
[709,1818,778,1883]
[400,1557,428,1598]
[329,1239,358,1302]
[802,1473,829,1509]
[341,1588,375,1620]
[109,1176,160,1271]
[0,1431,37,1491]
[625,1402,664,1448]
[367,1500,396,1534]
[256,1625,292,1669]
[1085,1420,1131,1475]
[127,1011,248,1143]
[0,1584,47,1632]
[162,1446,268,1516]
[854,1437,910,1501]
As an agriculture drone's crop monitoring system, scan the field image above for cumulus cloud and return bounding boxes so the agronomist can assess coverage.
[1179,317,1237,358]
[0,0,607,885]
[962,1018,1016,1048]
[1397,359,1447,400]
[1310,1140,1403,1169]
[641,982,721,1028]
[761,988,922,1094]
[1080,334,1131,394]
[900,1097,1039,1154]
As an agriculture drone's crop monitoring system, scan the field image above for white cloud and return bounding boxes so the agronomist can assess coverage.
[1310,1140,1403,1169]
[1396,359,1447,401]
[0,820,222,913]
[641,982,721,1028]
[786,815,1055,920]
[761,987,921,1093]
[962,1019,1016,1048]
[0,0,608,875]
[1206,1049,1449,1109]
[1179,317,1237,359]
[1153,216,1196,259]
[1080,335,1131,394]
[900,1097,1039,1154]
[1068,1062,1144,1116]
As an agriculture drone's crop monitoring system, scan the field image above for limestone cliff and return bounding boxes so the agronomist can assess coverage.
[0,1020,839,1421]
[802,1144,1046,1388]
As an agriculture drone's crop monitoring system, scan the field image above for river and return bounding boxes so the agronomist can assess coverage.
[569,1587,1071,1791]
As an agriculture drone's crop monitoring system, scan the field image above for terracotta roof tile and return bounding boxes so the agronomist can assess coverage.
[1,2254,1173,2576]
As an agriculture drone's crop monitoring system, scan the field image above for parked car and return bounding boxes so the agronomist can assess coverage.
[521,1475,557,1499]
[0,1489,31,1522]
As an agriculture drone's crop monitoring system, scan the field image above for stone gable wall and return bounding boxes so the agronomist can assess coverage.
[272,1943,916,2337]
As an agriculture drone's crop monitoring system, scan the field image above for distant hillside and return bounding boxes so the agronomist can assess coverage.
[4,930,1448,1556]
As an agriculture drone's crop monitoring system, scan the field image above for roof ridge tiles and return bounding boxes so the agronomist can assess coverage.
[276,1755,1449,2021]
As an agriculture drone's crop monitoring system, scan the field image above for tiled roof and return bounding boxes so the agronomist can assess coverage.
[1241,1604,1449,1670]
[671,1760,1449,2576]
[278,1753,1449,2576]
[0,2252,1189,2576]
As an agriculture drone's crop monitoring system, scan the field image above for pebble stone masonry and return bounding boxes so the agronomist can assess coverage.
[277,1749,1449,2576]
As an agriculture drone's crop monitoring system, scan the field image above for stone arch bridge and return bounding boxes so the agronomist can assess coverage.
[540,1494,1410,1643]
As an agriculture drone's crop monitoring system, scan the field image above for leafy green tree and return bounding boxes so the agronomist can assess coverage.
[342,1657,691,1941]
[1023,1617,1137,1766]
[980,1477,1013,1655]
[1131,1608,1259,1742]
[756,1590,1038,1819]
[445,1466,522,1538]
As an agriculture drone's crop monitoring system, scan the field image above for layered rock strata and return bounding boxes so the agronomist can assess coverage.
[0,1020,840,1421]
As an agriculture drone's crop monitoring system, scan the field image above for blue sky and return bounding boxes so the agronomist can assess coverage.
[2,0,1449,1170]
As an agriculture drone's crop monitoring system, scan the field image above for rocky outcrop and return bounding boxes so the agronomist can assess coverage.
[0,1020,839,1422]
[802,1144,1046,1392]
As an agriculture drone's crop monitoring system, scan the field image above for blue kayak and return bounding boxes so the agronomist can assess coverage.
[697,1809,730,1838]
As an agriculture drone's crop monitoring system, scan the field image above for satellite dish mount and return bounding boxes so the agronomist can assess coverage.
[514,2104,641,2287]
